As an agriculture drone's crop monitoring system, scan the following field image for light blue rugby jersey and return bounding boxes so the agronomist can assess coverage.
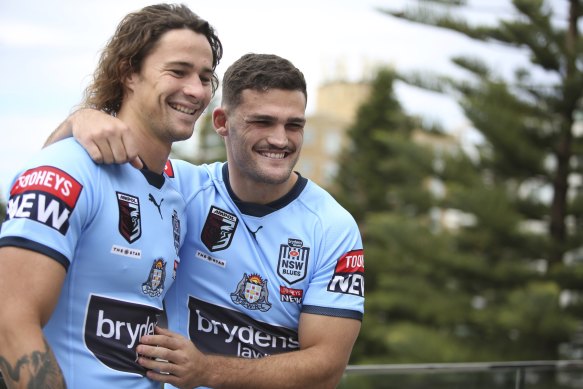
[164,160,364,366]
[0,138,186,388]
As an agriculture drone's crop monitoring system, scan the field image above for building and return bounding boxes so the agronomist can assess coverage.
[298,81,371,187]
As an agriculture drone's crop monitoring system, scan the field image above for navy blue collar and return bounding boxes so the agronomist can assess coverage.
[222,163,307,216]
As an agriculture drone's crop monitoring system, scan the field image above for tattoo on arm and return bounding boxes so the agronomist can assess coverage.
[0,339,66,388]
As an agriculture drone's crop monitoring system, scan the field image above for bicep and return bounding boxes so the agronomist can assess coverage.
[0,246,66,326]
[298,313,361,367]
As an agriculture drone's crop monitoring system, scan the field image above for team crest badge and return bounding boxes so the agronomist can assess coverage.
[277,238,309,284]
[142,259,166,297]
[230,273,271,312]
[116,192,141,243]
[201,206,238,252]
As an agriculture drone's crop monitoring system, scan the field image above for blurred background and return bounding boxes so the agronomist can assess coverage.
[2,0,583,387]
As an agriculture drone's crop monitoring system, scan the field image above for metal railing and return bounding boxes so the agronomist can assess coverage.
[1,360,582,388]
[338,360,583,389]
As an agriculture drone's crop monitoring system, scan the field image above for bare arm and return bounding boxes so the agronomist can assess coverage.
[137,313,361,389]
[44,108,143,169]
[0,247,67,389]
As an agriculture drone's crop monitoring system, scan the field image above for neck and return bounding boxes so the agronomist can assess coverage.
[117,113,171,174]
[227,166,298,205]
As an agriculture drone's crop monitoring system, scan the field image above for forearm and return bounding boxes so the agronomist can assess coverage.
[203,348,344,389]
[0,328,66,389]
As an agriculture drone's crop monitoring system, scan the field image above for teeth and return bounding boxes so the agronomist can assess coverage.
[169,103,195,115]
[263,152,285,159]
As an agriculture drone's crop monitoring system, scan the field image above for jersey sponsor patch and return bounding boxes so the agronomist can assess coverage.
[277,238,309,284]
[84,294,162,375]
[188,296,299,358]
[142,258,167,297]
[201,206,238,252]
[280,286,303,304]
[163,160,175,178]
[116,192,141,243]
[110,244,142,259]
[327,249,365,297]
[230,273,271,312]
[195,250,226,268]
[172,209,181,255]
[6,166,83,234]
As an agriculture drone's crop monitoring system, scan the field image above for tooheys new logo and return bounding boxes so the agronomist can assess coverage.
[6,166,83,234]
[84,295,161,375]
[188,297,299,358]
[327,249,365,297]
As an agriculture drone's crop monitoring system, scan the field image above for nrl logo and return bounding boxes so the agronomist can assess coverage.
[116,192,141,243]
[230,273,271,312]
[201,206,238,252]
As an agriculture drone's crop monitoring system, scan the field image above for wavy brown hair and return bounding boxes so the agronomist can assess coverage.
[82,3,222,115]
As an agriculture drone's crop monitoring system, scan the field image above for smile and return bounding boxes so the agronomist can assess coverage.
[169,103,195,115]
[261,152,286,159]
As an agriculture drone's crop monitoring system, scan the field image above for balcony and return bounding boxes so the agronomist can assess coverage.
[338,360,583,388]
[1,360,581,388]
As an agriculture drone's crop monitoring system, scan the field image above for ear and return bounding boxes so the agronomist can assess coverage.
[213,107,228,137]
[124,72,137,94]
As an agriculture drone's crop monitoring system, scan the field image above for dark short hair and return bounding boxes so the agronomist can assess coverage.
[83,3,223,114]
[221,53,307,109]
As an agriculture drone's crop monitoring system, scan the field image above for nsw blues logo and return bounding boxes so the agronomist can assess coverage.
[277,238,309,284]
[201,206,238,252]
[142,259,166,297]
[116,192,141,243]
[230,273,271,312]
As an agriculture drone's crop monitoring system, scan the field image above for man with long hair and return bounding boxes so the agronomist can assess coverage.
[0,4,222,388]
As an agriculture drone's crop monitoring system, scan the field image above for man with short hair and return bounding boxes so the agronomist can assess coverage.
[46,53,364,389]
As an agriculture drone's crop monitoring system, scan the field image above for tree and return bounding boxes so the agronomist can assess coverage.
[332,69,493,363]
[333,68,436,222]
[383,0,583,360]
[336,0,583,363]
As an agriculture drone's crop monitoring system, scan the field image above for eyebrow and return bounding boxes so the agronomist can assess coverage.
[166,61,213,74]
[246,114,306,125]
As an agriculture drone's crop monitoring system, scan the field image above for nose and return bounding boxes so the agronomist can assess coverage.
[267,123,288,148]
[183,75,206,99]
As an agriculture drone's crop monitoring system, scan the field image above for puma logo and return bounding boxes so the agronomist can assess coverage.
[247,225,263,240]
[148,194,164,219]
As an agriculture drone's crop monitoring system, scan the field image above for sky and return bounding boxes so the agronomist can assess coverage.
[0,0,561,200]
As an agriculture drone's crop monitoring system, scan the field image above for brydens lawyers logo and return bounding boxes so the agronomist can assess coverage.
[84,294,161,375]
[116,192,141,243]
[6,166,83,234]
